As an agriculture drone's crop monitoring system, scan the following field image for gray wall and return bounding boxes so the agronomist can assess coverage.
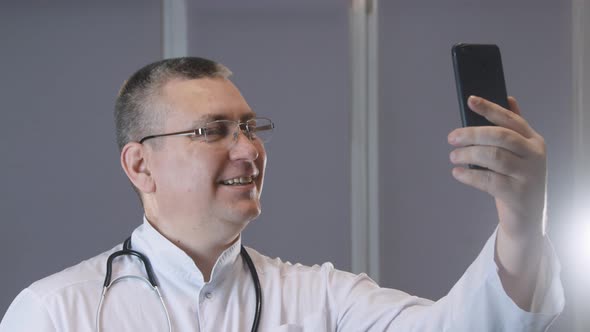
[0,0,163,313]
[378,1,575,331]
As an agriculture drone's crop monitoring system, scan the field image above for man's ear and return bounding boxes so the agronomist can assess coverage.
[120,142,155,194]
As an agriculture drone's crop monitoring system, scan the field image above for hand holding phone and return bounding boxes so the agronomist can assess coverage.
[448,46,551,311]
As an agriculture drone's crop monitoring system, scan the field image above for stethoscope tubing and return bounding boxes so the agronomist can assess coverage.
[95,275,172,332]
[241,245,262,331]
[95,237,261,332]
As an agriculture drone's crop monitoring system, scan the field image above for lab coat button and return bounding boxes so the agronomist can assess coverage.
[205,292,213,299]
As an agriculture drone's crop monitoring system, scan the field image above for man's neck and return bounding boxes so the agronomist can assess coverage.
[173,233,239,282]
[145,214,241,282]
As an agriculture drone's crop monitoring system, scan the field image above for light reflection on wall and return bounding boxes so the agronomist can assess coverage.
[568,201,590,331]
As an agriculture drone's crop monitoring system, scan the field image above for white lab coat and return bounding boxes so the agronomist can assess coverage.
[0,218,564,331]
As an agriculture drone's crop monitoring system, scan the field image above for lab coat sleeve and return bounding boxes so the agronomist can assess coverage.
[0,288,57,332]
[330,229,564,331]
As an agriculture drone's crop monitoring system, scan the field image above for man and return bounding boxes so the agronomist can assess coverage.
[0,57,563,331]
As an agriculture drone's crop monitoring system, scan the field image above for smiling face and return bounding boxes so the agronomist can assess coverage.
[143,77,267,234]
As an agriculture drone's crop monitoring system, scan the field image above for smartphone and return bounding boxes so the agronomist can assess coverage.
[452,43,509,126]
[451,43,509,169]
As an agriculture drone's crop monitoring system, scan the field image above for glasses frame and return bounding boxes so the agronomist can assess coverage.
[138,117,274,145]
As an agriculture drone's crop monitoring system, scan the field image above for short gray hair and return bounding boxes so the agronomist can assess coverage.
[114,57,232,151]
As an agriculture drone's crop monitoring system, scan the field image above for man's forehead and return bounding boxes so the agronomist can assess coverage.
[163,78,247,106]
[159,78,254,126]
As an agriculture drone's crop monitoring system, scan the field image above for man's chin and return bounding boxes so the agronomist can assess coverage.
[222,201,261,224]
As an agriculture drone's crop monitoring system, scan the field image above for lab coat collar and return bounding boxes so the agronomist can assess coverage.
[129,216,242,287]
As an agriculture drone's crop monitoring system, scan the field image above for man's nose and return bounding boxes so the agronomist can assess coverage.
[229,129,259,160]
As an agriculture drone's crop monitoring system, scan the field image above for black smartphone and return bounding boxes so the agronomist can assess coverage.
[451,43,509,169]
[452,43,509,126]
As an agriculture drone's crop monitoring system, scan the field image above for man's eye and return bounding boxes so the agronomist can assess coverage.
[205,123,230,141]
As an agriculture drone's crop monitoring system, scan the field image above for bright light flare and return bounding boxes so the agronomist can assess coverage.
[578,221,590,261]
[569,205,590,269]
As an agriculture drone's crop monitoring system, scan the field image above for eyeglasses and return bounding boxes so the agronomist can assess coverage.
[138,117,274,147]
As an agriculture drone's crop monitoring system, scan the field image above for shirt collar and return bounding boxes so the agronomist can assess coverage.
[130,216,242,287]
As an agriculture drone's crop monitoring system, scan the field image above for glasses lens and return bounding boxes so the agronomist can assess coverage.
[248,118,274,143]
[204,121,232,143]
[204,118,274,147]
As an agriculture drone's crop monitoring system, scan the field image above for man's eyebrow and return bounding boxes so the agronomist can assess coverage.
[241,112,257,121]
[191,114,224,127]
[190,112,257,127]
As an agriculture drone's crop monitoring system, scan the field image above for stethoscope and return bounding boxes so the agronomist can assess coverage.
[95,236,262,332]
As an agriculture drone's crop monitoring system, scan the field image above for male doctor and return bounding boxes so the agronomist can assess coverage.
[0,57,563,331]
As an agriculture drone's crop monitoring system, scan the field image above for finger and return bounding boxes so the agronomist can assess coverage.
[507,96,522,117]
[448,126,532,157]
[451,166,515,199]
[450,145,524,178]
[468,96,535,139]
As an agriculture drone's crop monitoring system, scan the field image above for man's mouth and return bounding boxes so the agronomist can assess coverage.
[220,175,256,186]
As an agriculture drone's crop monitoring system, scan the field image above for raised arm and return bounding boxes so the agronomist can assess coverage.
[448,95,547,310]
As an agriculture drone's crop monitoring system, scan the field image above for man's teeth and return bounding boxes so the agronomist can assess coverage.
[222,176,254,185]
